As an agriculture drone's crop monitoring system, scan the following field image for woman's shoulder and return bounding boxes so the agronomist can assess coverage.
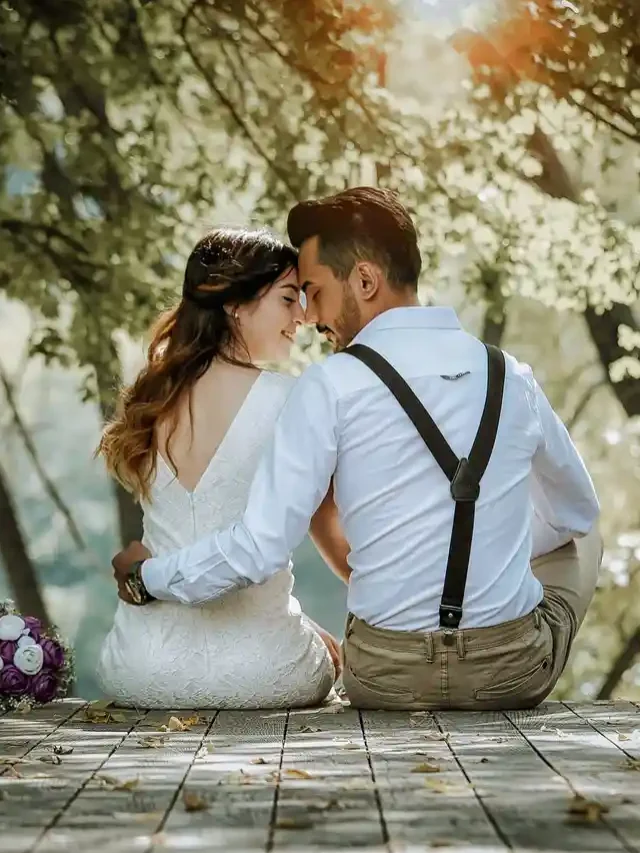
[258,369,297,397]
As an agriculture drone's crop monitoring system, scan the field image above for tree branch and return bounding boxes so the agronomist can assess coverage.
[565,380,607,431]
[596,627,640,699]
[179,1,297,199]
[0,360,87,551]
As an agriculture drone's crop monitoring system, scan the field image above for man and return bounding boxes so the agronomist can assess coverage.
[113,187,601,710]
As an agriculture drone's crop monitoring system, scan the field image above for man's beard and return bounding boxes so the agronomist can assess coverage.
[332,284,361,350]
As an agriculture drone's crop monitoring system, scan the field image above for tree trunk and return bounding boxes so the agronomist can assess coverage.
[583,304,640,418]
[528,128,640,417]
[596,628,640,699]
[0,463,50,625]
[93,353,143,547]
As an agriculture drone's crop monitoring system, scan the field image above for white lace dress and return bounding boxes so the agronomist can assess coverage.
[97,371,335,709]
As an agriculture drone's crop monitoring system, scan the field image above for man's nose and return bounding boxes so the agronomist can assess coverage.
[304,303,318,325]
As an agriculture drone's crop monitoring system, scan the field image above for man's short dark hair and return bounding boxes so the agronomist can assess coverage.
[287,187,421,291]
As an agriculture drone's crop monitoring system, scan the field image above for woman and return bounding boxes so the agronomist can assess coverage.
[97,227,343,709]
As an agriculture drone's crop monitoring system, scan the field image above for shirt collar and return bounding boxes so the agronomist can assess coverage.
[352,306,461,344]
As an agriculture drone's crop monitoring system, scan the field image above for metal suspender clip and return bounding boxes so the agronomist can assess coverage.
[439,603,463,631]
[449,458,480,502]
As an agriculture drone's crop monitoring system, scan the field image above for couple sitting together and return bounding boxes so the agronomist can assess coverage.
[97,187,601,711]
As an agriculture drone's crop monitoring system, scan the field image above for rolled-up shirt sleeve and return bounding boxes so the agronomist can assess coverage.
[141,364,338,603]
[530,378,600,558]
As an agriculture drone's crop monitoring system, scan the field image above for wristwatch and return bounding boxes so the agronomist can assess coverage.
[124,560,156,606]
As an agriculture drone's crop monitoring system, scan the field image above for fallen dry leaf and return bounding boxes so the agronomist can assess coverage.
[567,794,609,823]
[298,725,321,733]
[617,733,631,742]
[251,757,267,765]
[275,816,314,830]
[309,797,343,812]
[136,736,166,750]
[52,745,74,756]
[38,754,62,765]
[164,716,188,732]
[83,703,127,725]
[182,789,209,812]
[424,779,451,794]
[623,758,640,771]
[412,762,441,774]
[283,768,314,779]
[98,774,140,792]
[423,733,449,742]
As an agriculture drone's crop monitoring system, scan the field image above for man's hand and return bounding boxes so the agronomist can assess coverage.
[112,541,151,604]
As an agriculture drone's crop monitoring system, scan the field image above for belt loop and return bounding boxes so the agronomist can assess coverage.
[456,631,466,661]
[534,609,541,630]
[424,632,434,663]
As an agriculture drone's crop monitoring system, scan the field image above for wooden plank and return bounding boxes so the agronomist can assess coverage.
[154,709,286,852]
[0,700,85,767]
[507,702,640,852]
[362,710,506,853]
[566,701,640,760]
[37,709,216,853]
[0,701,143,853]
[437,707,626,852]
[272,707,385,852]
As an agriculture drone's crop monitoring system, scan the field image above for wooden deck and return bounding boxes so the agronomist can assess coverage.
[0,700,639,852]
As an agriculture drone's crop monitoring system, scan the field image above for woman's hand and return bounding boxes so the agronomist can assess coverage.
[308,619,342,677]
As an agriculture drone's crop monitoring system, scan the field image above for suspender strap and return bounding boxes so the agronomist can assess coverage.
[344,342,506,629]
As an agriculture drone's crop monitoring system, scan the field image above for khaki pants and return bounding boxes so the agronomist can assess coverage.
[342,525,602,711]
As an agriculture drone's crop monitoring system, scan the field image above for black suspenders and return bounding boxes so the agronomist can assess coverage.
[343,343,506,630]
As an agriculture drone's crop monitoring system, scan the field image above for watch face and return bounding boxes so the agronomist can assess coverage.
[125,577,143,605]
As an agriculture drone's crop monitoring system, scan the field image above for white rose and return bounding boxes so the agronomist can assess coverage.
[13,643,44,675]
[17,635,36,648]
[0,614,26,641]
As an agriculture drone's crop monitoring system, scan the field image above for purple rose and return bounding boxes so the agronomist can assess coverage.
[0,641,16,665]
[23,617,41,642]
[0,664,29,696]
[30,668,59,704]
[40,639,64,671]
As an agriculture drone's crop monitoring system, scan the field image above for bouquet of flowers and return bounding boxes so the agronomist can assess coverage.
[0,601,73,712]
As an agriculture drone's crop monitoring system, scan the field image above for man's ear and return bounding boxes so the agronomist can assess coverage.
[355,261,381,301]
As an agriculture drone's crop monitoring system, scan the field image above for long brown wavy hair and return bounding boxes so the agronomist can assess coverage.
[97,228,297,502]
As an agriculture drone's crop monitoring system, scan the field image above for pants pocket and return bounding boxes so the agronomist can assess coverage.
[343,664,416,710]
[474,655,552,707]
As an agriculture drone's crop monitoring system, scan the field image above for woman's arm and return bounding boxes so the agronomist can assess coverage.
[310,480,352,584]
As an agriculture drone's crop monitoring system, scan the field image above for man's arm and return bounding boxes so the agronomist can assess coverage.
[530,377,599,558]
[309,479,352,584]
[141,365,339,603]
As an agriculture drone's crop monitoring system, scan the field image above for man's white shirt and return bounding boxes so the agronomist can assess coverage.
[142,307,599,630]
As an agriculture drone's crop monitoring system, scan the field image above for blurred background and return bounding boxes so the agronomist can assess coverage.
[0,0,638,701]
